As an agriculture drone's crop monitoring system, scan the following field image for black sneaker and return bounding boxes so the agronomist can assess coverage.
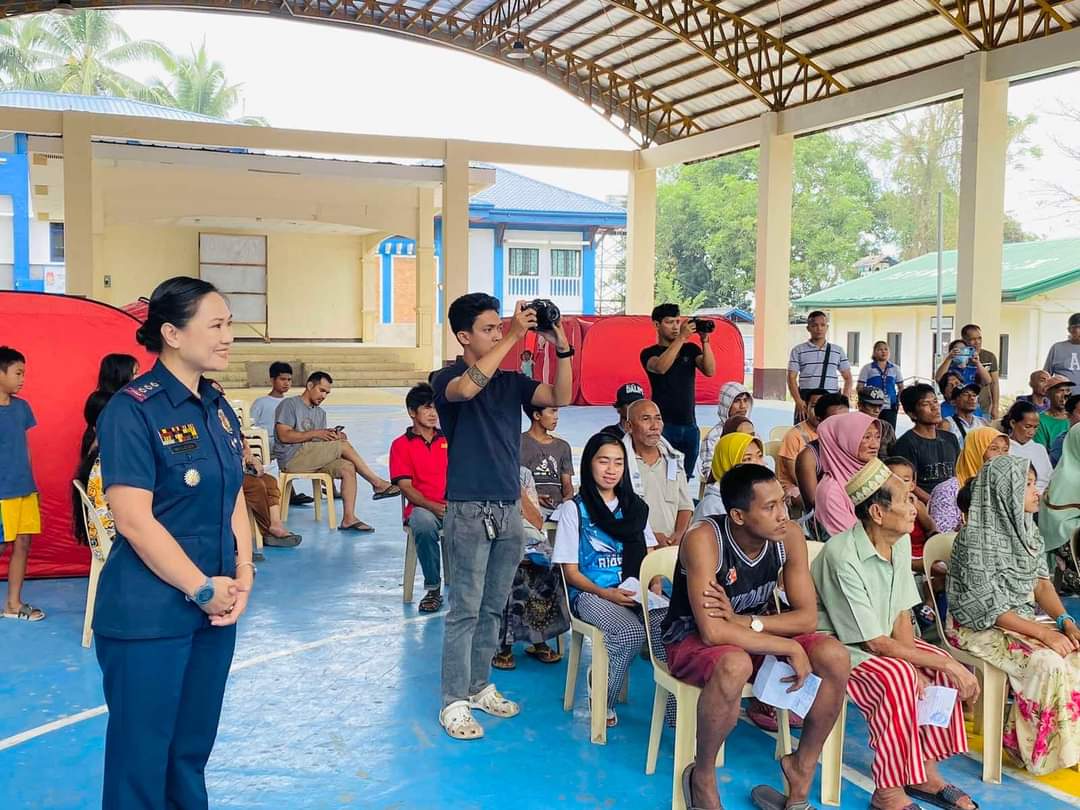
[289,492,315,506]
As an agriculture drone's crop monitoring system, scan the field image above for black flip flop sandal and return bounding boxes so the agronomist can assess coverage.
[905,785,978,810]
[751,785,813,810]
[339,521,375,533]
[681,763,719,810]
[373,485,400,501]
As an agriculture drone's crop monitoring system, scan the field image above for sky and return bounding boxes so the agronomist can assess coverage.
[111,9,1080,238]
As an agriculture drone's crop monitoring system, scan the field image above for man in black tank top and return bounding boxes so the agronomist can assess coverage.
[662,464,851,810]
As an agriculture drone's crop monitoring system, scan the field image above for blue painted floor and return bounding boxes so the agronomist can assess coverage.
[2,403,1076,809]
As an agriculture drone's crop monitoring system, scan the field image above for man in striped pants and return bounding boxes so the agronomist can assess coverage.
[812,459,980,810]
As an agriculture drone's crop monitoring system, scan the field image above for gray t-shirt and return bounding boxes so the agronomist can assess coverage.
[250,395,284,450]
[272,396,327,466]
[1044,340,1080,387]
[519,432,573,507]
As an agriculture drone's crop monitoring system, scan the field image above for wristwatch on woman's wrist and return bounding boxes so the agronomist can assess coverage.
[187,577,214,606]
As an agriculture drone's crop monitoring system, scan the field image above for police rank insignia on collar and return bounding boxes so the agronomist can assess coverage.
[218,408,233,433]
[159,424,199,446]
[123,381,161,402]
[183,468,201,487]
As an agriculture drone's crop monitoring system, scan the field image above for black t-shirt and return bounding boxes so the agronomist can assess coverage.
[640,342,702,426]
[893,429,960,495]
[432,360,541,502]
[600,422,625,437]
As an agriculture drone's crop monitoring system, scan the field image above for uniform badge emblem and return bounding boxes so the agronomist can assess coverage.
[184,468,201,487]
[218,408,233,434]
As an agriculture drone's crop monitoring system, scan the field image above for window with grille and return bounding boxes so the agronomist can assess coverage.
[508,248,539,276]
[550,249,581,278]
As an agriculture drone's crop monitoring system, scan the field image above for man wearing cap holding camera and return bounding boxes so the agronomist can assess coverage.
[640,303,716,477]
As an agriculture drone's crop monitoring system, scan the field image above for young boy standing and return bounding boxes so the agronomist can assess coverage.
[0,346,44,621]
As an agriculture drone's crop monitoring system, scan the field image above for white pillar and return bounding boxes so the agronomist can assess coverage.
[415,187,437,369]
[625,164,656,315]
[442,140,470,362]
[956,51,1009,348]
[753,112,795,400]
[62,112,93,298]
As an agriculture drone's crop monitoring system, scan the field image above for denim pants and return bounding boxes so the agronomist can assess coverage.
[408,506,443,591]
[441,500,525,706]
[662,422,699,478]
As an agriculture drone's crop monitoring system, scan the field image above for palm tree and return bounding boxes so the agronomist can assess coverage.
[150,41,267,125]
[0,16,53,90]
[32,10,170,98]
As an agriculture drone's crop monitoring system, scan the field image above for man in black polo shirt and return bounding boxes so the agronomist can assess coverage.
[640,303,715,476]
[431,293,572,741]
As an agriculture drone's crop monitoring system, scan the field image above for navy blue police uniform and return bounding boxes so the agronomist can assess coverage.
[94,360,245,810]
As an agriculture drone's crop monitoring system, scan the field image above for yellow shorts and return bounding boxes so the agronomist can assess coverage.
[1,493,41,542]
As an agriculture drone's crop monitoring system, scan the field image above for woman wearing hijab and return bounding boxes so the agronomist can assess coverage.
[551,431,668,728]
[947,455,1080,774]
[693,432,765,523]
[928,427,1009,533]
[699,382,753,483]
[814,412,882,536]
[1039,422,1080,595]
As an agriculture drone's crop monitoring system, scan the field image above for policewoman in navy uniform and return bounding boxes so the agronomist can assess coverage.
[94,276,254,809]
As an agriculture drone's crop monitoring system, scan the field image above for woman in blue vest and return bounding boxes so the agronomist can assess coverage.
[94,276,253,809]
[552,431,667,728]
[856,340,904,429]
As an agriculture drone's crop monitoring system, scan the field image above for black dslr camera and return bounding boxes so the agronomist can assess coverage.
[524,299,562,332]
[691,317,716,335]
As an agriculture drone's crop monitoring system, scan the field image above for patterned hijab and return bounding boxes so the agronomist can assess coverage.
[815,411,879,536]
[710,433,763,485]
[717,382,753,423]
[1039,421,1080,553]
[955,426,1005,487]
[948,455,1047,631]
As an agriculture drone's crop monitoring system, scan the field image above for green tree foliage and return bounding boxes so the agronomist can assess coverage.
[147,41,267,125]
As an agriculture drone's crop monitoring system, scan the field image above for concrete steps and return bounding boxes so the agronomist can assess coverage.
[223,342,423,389]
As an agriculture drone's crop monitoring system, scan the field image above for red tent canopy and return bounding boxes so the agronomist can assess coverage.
[0,293,153,579]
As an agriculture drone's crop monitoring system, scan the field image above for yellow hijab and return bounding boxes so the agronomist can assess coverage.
[955,426,1005,487]
[711,433,763,484]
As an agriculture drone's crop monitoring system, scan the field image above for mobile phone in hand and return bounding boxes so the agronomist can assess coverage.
[333,425,345,432]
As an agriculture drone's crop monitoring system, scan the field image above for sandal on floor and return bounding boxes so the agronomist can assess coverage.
[491,649,516,670]
[339,521,375,533]
[681,763,718,810]
[469,683,519,718]
[751,785,813,810]
[586,666,618,726]
[418,589,443,613]
[373,484,400,501]
[905,785,978,810]
[3,603,45,622]
[525,643,562,664]
[263,532,302,548]
[439,700,484,740]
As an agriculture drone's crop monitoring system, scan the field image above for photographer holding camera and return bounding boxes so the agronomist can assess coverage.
[640,303,716,477]
[432,294,572,741]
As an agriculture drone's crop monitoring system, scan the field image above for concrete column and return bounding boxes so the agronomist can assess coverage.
[752,112,795,400]
[359,246,379,343]
[442,140,469,362]
[625,164,656,314]
[62,112,93,297]
[956,51,1009,349]
[415,187,437,370]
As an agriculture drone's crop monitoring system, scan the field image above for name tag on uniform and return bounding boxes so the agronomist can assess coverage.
[159,424,199,447]
[667,458,679,481]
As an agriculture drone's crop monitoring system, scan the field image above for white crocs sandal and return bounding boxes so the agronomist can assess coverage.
[439,700,484,740]
[468,684,519,718]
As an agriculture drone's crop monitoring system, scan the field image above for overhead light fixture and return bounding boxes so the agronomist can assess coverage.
[506,38,529,60]
[53,0,76,15]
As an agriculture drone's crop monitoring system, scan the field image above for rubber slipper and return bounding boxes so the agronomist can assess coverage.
[525,643,562,664]
[492,650,516,670]
[2,603,45,622]
[681,763,718,810]
[263,533,302,548]
[339,521,375,533]
[905,785,978,810]
[373,485,400,501]
[751,784,813,810]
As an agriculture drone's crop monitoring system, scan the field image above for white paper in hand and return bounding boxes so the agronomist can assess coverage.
[751,655,821,717]
[917,686,958,727]
[618,577,670,610]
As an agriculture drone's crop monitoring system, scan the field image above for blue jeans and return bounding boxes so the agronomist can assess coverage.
[408,506,443,591]
[441,500,524,706]
[662,422,699,478]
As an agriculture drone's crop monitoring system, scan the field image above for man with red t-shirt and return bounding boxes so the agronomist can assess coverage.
[389,383,449,613]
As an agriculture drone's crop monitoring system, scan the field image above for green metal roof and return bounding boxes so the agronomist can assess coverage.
[795,238,1080,309]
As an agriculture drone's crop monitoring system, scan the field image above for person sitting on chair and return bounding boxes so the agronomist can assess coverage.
[241,446,301,548]
[663,464,850,810]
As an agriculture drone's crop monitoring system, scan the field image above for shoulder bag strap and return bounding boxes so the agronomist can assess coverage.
[818,343,833,390]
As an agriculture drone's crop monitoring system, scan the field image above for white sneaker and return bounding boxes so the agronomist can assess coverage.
[468,684,519,718]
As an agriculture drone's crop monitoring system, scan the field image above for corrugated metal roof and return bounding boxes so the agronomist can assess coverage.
[795,238,1080,308]
[0,90,230,124]
[473,168,625,215]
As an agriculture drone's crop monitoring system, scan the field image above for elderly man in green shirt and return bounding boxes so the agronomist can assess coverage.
[812,459,980,810]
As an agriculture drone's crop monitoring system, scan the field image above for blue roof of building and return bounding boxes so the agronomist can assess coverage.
[473,168,625,216]
[0,90,229,124]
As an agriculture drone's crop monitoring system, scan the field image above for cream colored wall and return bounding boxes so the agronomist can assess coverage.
[99,223,195,304]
